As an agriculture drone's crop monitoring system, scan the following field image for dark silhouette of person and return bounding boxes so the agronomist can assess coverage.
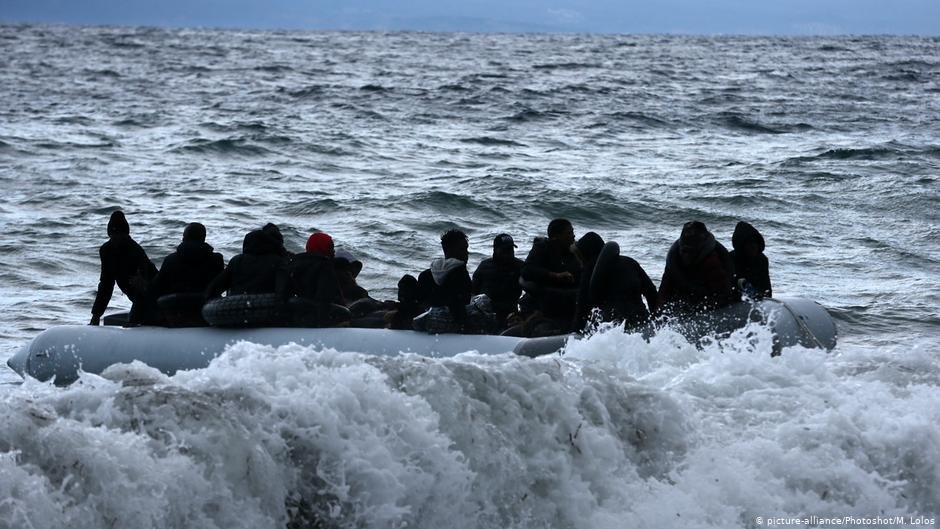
[387,274,423,330]
[417,229,473,329]
[657,221,738,315]
[205,228,285,299]
[730,221,772,299]
[334,249,370,303]
[574,232,657,331]
[278,232,347,326]
[149,223,224,299]
[90,211,158,325]
[519,218,582,332]
[472,233,524,329]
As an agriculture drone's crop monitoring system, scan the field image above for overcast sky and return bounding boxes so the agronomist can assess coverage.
[2,0,938,35]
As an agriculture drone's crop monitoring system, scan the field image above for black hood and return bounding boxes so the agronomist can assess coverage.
[732,221,765,253]
[242,229,282,256]
[177,240,214,262]
[576,232,605,264]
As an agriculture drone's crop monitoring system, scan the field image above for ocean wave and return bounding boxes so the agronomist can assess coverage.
[718,113,814,134]
[532,62,603,71]
[459,136,527,147]
[168,137,276,157]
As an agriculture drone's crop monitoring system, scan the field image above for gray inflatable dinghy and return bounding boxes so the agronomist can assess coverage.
[7,297,835,385]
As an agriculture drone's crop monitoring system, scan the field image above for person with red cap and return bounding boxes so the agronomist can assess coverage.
[279,231,347,326]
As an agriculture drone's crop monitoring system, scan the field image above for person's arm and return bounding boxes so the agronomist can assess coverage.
[521,242,554,283]
[471,262,485,295]
[760,254,772,298]
[91,246,115,324]
[447,267,472,323]
[205,263,233,300]
[636,262,658,314]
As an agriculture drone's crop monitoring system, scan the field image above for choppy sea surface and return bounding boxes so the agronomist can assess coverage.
[0,24,938,528]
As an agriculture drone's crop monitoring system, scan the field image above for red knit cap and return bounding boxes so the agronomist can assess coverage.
[306,232,333,256]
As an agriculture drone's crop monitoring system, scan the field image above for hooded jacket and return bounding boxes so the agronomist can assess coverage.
[149,241,224,299]
[206,230,285,298]
[521,237,582,321]
[92,234,158,317]
[279,252,344,305]
[657,232,738,314]
[730,221,772,298]
[417,258,472,322]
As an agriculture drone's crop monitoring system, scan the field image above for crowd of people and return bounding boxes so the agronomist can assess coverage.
[90,210,772,337]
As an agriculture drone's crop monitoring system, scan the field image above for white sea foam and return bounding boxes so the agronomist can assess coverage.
[1,325,938,529]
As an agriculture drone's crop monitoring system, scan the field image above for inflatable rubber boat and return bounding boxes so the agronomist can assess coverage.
[7,297,836,385]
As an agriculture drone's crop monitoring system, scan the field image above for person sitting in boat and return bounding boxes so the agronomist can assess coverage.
[573,232,658,332]
[334,249,370,303]
[472,233,524,331]
[146,222,224,326]
[413,229,483,333]
[278,232,349,327]
[90,210,158,326]
[515,218,582,336]
[657,221,738,315]
[205,228,285,299]
[386,274,424,330]
[730,221,772,299]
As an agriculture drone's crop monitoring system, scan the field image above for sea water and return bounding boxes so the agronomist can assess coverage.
[0,25,938,528]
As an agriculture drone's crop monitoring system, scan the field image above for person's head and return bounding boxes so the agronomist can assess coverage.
[262,222,284,244]
[440,229,469,262]
[576,232,605,264]
[306,232,335,258]
[732,221,765,259]
[679,221,709,265]
[182,222,206,243]
[335,249,363,278]
[547,218,575,247]
[107,211,130,238]
[397,274,419,304]
[492,233,517,262]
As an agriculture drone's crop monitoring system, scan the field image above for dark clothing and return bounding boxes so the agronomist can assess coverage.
[472,256,524,313]
[149,241,224,299]
[576,255,657,330]
[92,235,158,317]
[206,230,284,299]
[521,237,582,323]
[417,258,472,324]
[657,236,738,314]
[730,221,772,299]
[279,252,344,305]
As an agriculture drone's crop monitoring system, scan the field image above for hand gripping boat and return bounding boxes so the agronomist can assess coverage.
[7,297,836,385]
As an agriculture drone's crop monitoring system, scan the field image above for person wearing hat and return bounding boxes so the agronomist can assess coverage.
[730,221,772,299]
[334,249,370,303]
[146,222,225,325]
[657,220,738,315]
[90,210,158,325]
[205,227,286,299]
[277,231,347,326]
[471,233,524,330]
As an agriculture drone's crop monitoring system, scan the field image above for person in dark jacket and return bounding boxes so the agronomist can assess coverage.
[144,223,224,326]
[334,249,370,303]
[519,218,582,332]
[205,228,285,299]
[278,232,347,326]
[415,229,474,332]
[574,232,657,332]
[90,211,158,325]
[657,221,738,315]
[149,223,224,299]
[730,221,772,299]
[472,233,524,329]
